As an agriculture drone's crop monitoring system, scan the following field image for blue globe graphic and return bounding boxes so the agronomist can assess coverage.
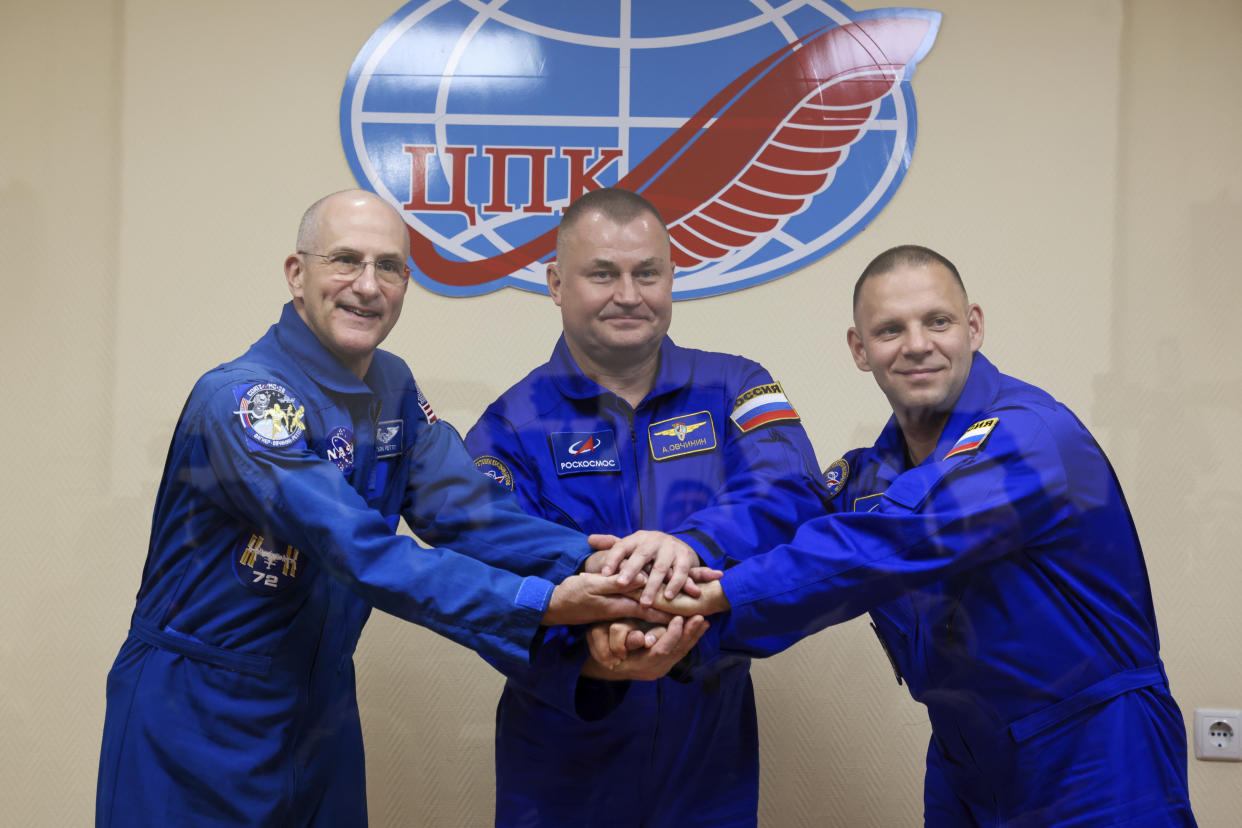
[341,0,938,298]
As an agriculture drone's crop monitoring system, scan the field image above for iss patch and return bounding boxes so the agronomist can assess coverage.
[233,382,306,450]
[474,455,515,491]
[648,411,716,462]
[233,533,302,594]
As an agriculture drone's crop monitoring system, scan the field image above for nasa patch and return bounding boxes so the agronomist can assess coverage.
[325,426,355,474]
[233,533,302,594]
[474,455,515,492]
[549,430,620,476]
[822,458,850,499]
[233,382,306,449]
[376,419,404,458]
[341,3,940,299]
[649,411,717,462]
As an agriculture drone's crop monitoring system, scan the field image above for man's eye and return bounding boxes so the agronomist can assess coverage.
[331,254,362,267]
[376,260,403,274]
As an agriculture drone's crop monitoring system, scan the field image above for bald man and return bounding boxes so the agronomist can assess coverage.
[96,190,659,827]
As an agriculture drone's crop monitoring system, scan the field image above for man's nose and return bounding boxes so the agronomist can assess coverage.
[613,275,640,304]
[350,262,382,296]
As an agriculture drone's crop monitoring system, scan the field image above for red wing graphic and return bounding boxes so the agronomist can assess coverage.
[408,15,933,287]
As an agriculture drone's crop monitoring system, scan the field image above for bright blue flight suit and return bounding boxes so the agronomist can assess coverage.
[711,354,1196,826]
[464,336,825,827]
[96,303,590,827]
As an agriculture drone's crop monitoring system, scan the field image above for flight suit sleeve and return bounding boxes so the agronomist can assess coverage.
[665,365,830,677]
[400,408,591,584]
[187,380,554,666]
[464,410,606,719]
[717,408,1074,647]
[669,365,826,568]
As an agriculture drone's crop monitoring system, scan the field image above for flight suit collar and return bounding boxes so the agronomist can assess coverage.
[546,335,689,405]
[272,301,376,396]
[872,353,1001,475]
[929,352,1001,463]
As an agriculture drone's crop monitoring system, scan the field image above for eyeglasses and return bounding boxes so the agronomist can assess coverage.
[298,251,411,286]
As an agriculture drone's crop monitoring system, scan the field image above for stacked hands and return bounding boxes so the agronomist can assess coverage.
[542,531,731,681]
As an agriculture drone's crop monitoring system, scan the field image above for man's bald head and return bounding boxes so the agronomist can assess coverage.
[296,189,410,260]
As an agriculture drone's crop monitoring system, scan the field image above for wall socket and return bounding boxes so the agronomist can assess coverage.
[1194,709,1242,761]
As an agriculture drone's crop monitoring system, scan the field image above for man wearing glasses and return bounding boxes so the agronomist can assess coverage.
[96,190,663,827]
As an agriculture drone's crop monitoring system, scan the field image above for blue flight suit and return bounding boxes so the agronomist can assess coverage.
[712,354,1195,826]
[97,303,590,828]
[464,336,825,828]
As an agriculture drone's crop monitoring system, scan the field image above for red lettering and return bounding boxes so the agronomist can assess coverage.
[402,145,477,225]
[563,148,625,202]
[482,147,555,214]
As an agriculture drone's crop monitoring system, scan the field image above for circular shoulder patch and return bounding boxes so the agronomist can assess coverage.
[474,455,515,492]
[822,458,850,499]
[235,382,306,448]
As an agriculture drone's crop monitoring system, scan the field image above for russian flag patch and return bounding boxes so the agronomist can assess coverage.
[730,382,800,433]
[943,417,998,460]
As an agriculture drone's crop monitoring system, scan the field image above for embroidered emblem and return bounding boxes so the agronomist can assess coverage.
[730,382,799,432]
[822,458,850,499]
[944,417,999,460]
[325,426,355,474]
[233,533,301,594]
[549,430,620,476]
[474,455,515,491]
[376,419,403,458]
[233,382,306,449]
[649,411,716,461]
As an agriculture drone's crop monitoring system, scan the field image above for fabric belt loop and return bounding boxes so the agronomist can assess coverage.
[1008,663,1165,742]
[130,615,272,677]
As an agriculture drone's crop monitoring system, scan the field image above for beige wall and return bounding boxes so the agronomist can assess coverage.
[4,0,1240,824]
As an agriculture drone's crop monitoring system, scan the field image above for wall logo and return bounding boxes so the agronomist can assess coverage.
[341,2,940,298]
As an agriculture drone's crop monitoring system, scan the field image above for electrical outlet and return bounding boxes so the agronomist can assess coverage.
[1194,709,1242,761]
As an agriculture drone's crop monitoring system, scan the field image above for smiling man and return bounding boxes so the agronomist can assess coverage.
[464,189,825,827]
[643,245,1196,826]
[95,190,662,828]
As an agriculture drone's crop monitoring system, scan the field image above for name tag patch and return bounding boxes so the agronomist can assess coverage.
[648,411,716,461]
[549,430,620,476]
[376,419,403,458]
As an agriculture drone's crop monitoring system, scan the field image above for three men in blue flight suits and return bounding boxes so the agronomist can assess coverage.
[637,246,1196,826]
[96,190,663,827]
[465,188,826,826]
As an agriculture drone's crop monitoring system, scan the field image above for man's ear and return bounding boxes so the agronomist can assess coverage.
[847,327,871,372]
[546,261,563,307]
[284,254,305,300]
[967,303,985,353]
